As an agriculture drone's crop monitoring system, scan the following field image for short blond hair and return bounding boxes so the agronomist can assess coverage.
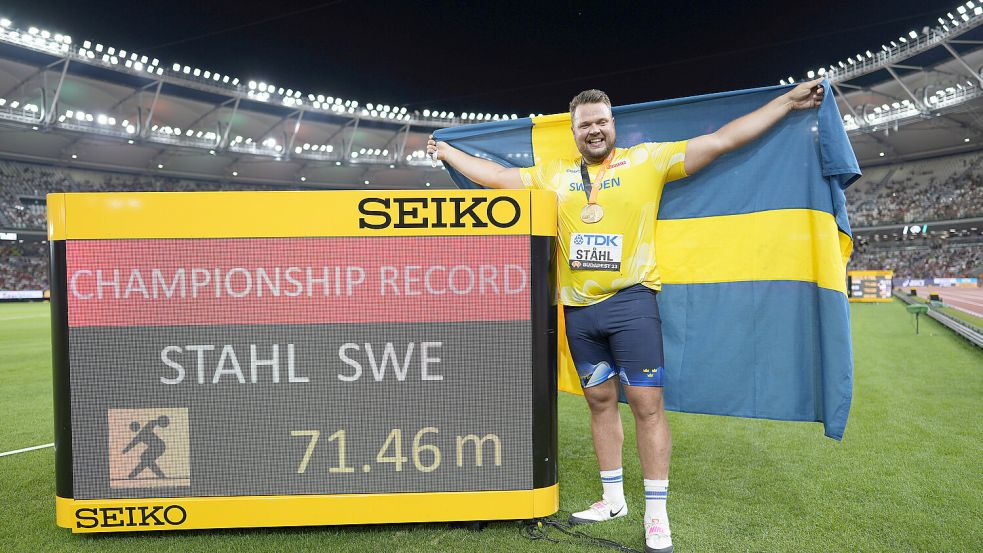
[569,89,612,118]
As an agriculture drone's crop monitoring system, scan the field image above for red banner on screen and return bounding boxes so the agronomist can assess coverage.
[67,236,530,327]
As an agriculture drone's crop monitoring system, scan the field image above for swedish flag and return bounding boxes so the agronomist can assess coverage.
[434,82,858,439]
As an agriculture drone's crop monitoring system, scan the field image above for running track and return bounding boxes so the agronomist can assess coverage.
[913,287,983,318]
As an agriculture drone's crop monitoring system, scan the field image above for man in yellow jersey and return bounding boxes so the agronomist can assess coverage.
[427,80,824,553]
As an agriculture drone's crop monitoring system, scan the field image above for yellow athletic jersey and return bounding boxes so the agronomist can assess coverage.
[519,141,688,306]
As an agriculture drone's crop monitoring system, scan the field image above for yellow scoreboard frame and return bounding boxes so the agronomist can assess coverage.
[847,270,894,303]
[48,189,559,533]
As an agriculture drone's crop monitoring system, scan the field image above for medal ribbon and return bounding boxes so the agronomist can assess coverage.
[579,149,616,206]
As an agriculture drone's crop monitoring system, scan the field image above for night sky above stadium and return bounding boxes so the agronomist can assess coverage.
[0,0,959,114]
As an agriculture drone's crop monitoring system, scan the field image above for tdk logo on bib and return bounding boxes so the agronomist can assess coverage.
[576,234,619,247]
[569,233,623,272]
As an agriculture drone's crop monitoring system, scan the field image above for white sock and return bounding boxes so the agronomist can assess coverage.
[643,479,669,524]
[600,468,625,505]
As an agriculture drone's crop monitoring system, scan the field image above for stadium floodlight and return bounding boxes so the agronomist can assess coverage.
[965,137,971,142]
[908,30,918,39]
[364,180,370,185]
[962,13,971,21]
[28,26,38,35]
[231,77,239,85]
[183,66,191,74]
[351,152,358,158]
[389,164,395,169]
[95,43,103,52]
[0,19,10,28]
[193,68,201,76]
[879,152,885,157]
[326,145,334,153]
[172,62,181,71]
[71,153,77,159]
[157,163,164,169]
[125,60,133,68]
[107,46,116,55]
[335,161,342,166]
[423,109,430,116]
[977,7,983,16]
[300,176,307,182]
[818,67,826,75]
[383,149,389,156]
[958,5,967,14]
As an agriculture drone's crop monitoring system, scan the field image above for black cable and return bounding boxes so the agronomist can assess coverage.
[519,511,642,553]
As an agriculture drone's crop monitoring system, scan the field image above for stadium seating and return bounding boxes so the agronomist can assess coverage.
[3,154,983,291]
[848,242,983,278]
[0,242,46,291]
[845,151,983,228]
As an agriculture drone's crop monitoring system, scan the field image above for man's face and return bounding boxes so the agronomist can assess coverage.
[572,103,616,163]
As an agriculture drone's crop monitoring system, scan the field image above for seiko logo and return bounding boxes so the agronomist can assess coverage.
[75,505,187,529]
[358,196,521,229]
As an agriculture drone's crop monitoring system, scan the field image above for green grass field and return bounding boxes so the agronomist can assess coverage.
[1,300,981,552]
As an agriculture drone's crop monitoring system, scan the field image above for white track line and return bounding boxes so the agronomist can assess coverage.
[0,314,48,321]
[0,443,54,457]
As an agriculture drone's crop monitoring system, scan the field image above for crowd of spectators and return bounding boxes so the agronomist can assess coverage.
[0,160,288,230]
[846,152,983,228]
[848,242,983,278]
[3,155,983,290]
[0,242,47,291]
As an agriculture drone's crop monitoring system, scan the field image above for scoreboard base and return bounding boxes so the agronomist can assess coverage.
[57,484,559,533]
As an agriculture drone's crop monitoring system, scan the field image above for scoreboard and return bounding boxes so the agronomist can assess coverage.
[847,270,894,303]
[49,190,559,532]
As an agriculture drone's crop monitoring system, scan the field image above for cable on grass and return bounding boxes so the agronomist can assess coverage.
[519,510,641,552]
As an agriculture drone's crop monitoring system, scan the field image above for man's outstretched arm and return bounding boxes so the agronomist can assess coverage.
[427,136,525,189]
[684,78,825,176]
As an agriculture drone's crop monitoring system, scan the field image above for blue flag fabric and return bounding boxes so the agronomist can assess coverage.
[434,82,858,439]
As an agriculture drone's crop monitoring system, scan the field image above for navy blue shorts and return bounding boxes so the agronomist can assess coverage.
[563,284,665,388]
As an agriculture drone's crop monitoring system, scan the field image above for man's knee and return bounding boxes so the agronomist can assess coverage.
[583,382,620,413]
[625,386,666,423]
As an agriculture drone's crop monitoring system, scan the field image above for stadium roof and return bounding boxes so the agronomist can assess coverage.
[0,4,981,187]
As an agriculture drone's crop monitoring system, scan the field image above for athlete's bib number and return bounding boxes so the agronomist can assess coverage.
[569,233,622,271]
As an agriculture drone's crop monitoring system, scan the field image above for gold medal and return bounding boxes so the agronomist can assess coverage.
[579,150,615,225]
[580,203,604,224]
